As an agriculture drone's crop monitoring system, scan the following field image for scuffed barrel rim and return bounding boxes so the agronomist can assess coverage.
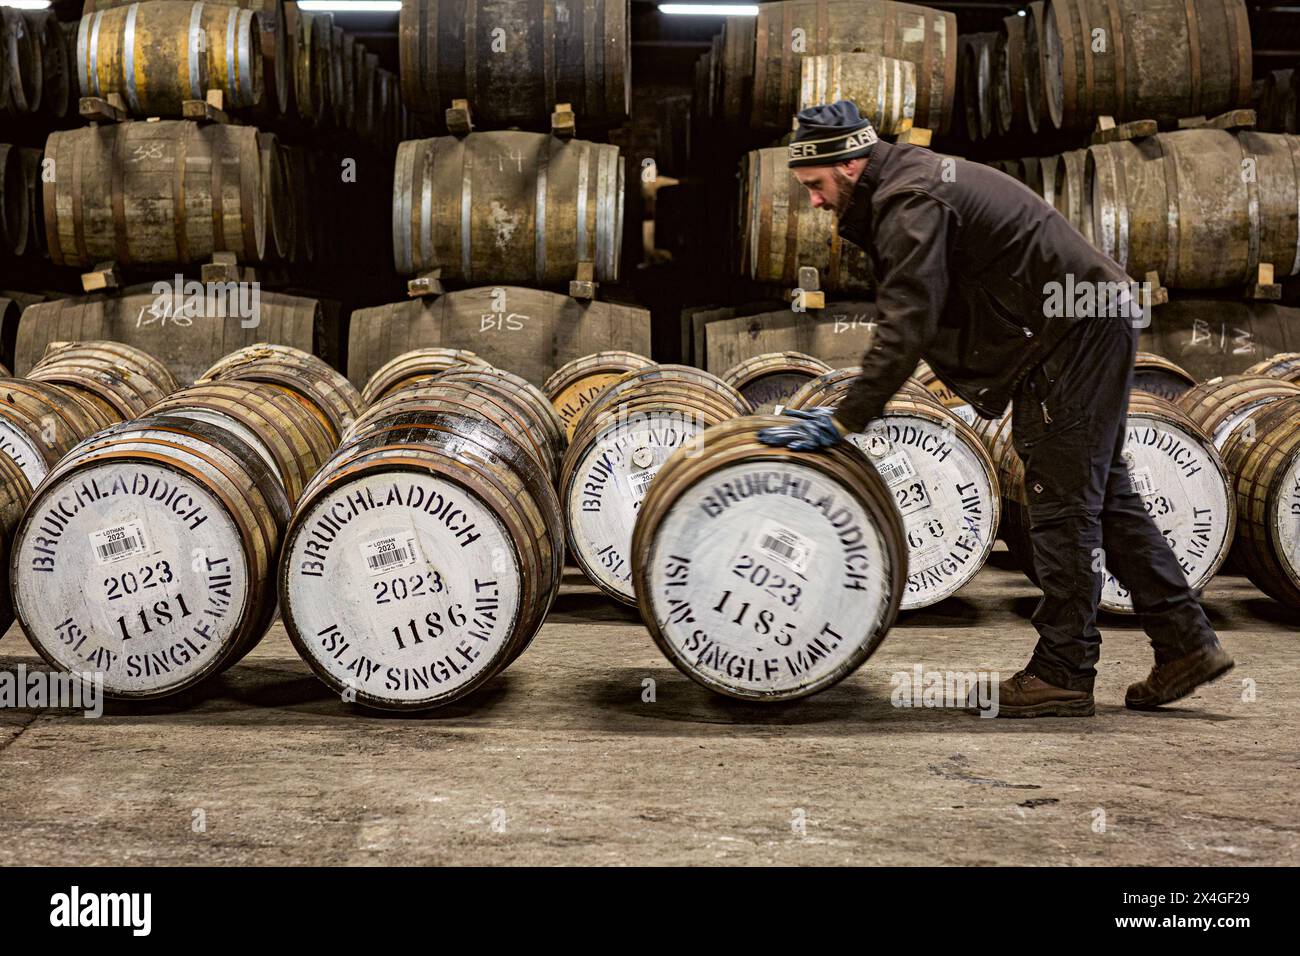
[277,455,527,713]
[629,415,909,703]
[8,447,262,701]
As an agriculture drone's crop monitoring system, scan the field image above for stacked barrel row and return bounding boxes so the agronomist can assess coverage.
[960,0,1252,143]
[77,1,409,149]
[1,8,74,121]
[4,342,360,699]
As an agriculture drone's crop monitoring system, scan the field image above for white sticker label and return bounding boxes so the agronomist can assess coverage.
[90,521,149,565]
[757,521,814,575]
[1130,466,1157,498]
[875,450,917,486]
[361,534,420,575]
[626,467,659,502]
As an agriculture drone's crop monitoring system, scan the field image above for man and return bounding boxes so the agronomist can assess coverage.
[758,100,1234,717]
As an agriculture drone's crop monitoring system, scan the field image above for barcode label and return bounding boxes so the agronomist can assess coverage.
[361,535,419,575]
[875,450,917,485]
[90,521,149,565]
[757,521,813,575]
[626,467,658,502]
[1129,467,1157,497]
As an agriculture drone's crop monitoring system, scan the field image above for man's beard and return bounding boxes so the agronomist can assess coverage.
[829,166,857,216]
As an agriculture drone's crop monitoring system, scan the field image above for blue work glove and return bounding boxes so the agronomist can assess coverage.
[756,407,845,451]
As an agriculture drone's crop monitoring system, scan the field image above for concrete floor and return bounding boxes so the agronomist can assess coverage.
[0,546,1296,866]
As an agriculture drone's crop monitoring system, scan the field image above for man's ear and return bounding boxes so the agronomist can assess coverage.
[841,158,867,182]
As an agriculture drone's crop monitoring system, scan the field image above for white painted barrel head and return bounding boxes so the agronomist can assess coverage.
[0,420,48,487]
[848,412,998,609]
[1099,414,1234,613]
[567,409,709,603]
[281,470,523,710]
[642,459,898,700]
[12,459,250,698]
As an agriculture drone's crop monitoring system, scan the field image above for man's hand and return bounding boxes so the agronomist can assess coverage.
[756,407,848,452]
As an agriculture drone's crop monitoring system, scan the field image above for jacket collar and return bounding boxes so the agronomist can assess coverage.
[835,140,893,249]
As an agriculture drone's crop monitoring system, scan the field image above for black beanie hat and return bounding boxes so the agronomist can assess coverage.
[788,100,878,168]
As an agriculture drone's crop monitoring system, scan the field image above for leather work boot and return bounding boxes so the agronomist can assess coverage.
[978,669,1095,718]
[1125,642,1235,711]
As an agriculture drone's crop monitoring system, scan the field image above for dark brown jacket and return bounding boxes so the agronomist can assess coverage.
[832,140,1135,433]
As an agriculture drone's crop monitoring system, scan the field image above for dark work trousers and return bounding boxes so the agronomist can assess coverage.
[1010,314,1218,691]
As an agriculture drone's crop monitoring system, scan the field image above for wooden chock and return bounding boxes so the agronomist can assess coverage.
[569,260,597,299]
[793,270,825,310]
[1091,117,1157,144]
[202,251,241,283]
[1246,262,1282,300]
[79,94,127,124]
[445,98,473,136]
[81,261,121,293]
[1206,108,1257,131]
[552,102,576,139]
[407,269,444,298]
[1143,270,1169,308]
[895,125,931,147]
[183,89,230,124]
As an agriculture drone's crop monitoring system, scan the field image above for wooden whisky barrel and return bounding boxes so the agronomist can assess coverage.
[1244,352,1300,382]
[10,413,290,698]
[0,450,32,634]
[1138,303,1300,381]
[1050,149,1092,242]
[1,8,40,116]
[995,13,1028,136]
[13,285,327,385]
[1220,395,1300,607]
[76,1,262,116]
[1001,391,1235,613]
[360,347,490,407]
[1089,130,1300,289]
[788,378,999,609]
[743,147,871,294]
[397,0,629,132]
[630,415,908,700]
[28,340,179,420]
[44,121,267,268]
[1037,0,1251,132]
[561,372,746,604]
[799,52,916,135]
[961,32,997,142]
[199,344,362,443]
[0,377,116,487]
[0,143,28,256]
[786,366,940,410]
[1175,374,1300,449]
[721,351,832,414]
[347,287,651,390]
[146,380,336,506]
[279,404,564,711]
[749,0,956,135]
[1133,351,1196,401]
[434,364,566,466]
[393,133,624,285]
[543,350,654,440]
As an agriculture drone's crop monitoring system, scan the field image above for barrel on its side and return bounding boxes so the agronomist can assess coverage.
[799,52,916,135]
[393,133,624,285]
[0,378,116,488]
[721,351,831,413]
[28,340,179,419]
[347,287,649,389]
[1175,374,1300,450]
[543,350,654,439]
[360,347,490,407]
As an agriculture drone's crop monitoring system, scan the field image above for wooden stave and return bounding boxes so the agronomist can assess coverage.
[961,32,998,142]
[147,380,337,506]
[9,413,289,698]
[392,133,624,285]
[995,14,1028,137]
[433,366,568,466]
[397,0,630,132]
[360,347,490,407]
[1244,352,1300,382]
[630,415,909,701]
[30,340,179,420]
[1220,395,1300,607]
[198,343,362,442]
[1175,374,1300,450]
[1041,0,1251,132]
[44,121,266,268]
